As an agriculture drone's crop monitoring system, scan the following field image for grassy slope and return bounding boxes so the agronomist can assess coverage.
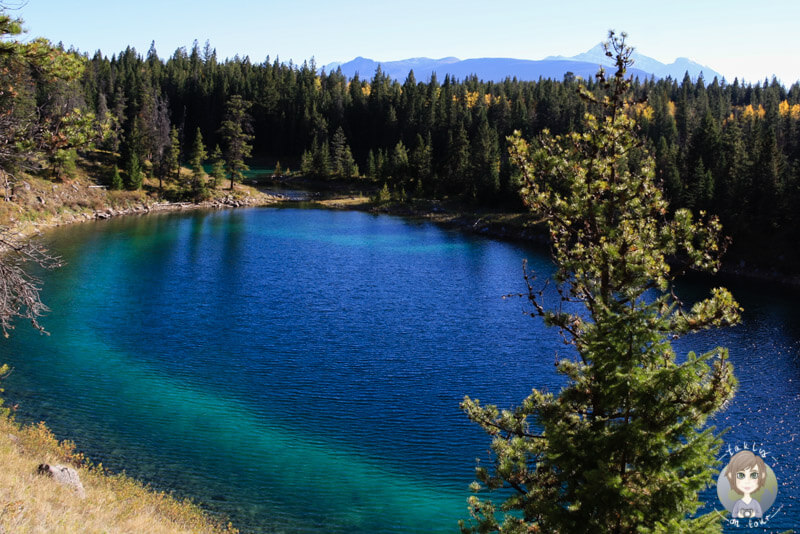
[0,158,277,236]
[0,413,238,534]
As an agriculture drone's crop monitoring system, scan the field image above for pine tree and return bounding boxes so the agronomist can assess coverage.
[125,151,143,191]
[209,145,226,189]
[366,150,377,179]
[341,148,358,179]
[410,133,433,194]
[718,120,750,232]
[300,149,314,177]
[375,149,387,181]
[330,127,348,176]
[461,32,741,533]
[219,95,253,190]
[155,125,180,192]
[110,165,123,190]
[121,119,144,190]
[390,140,409,184]
[165,126,181,186]
[375,182,390,204]
[688,159,714,212]
[445,123,470,195]
[655,136,682,210]
[189,127,208,202]
[471,118,501,200]
[0,9,64,340]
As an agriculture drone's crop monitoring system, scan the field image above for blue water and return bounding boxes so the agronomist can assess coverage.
[1,207,798,533]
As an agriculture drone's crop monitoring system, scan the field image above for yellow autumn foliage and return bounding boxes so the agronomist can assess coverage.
[631,102,654,120]
[779,100,800,119]
[742,104,766,119]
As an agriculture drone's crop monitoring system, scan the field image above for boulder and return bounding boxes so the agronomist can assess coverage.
[37,463,86,498]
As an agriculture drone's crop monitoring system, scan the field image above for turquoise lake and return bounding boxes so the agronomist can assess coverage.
[1,207,798,532]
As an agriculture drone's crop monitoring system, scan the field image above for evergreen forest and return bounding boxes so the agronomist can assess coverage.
[8,33,800,270]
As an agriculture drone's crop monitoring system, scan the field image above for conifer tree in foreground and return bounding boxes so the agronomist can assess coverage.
[461,32,741,533]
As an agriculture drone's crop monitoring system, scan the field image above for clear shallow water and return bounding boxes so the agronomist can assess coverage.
[1,207,798,533]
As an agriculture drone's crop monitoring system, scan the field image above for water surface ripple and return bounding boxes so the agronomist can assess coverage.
[1,207,798,533]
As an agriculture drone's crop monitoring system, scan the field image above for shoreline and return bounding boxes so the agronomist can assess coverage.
[17,175,796,293]
[0,178,282,534]
[10,187,282,241]
[312,193,800,290]
[2,176,797,533]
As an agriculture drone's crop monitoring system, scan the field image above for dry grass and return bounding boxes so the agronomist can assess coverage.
[0,415,237,534]
[315,195,372,209]
[0,159,276,241]
[0,173,147,232]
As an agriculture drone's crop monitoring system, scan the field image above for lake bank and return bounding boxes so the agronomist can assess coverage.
[4,175,281,242]
[305,187,800,290]
[0,413,238,533]
[0,171,283,534]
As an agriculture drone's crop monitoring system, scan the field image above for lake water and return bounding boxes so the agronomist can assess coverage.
[1,207,798,533]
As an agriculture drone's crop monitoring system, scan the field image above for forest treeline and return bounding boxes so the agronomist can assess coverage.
[7,32,800,267]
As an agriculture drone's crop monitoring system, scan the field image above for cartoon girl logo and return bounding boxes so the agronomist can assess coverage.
[717,450,778,520]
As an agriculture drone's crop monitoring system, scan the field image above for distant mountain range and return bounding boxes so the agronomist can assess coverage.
[324,44,723,84]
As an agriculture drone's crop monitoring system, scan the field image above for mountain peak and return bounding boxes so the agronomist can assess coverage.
[325,46,722,83]
[558,43,722,81]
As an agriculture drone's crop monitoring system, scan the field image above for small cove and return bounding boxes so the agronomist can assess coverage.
[1,206,799,532]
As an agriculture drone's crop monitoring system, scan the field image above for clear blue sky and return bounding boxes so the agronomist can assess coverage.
[12,0,800,85]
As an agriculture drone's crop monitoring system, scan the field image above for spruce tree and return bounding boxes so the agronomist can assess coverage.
[189,127,208,202]
[366,150,377,179]
[312,138,331,178]
[300,149,314,177]
[471,119,501,200]
[158,126,181,191]
[461,32,741,533]
[330,127,348,176]
[410,133,433,193]
[110,165,123,190]
[341,147,358,179]
[219,95,253,190]
[446,123,470,195]
[209,144,226,189]
[390,140,409,184]
[125,151,143,191]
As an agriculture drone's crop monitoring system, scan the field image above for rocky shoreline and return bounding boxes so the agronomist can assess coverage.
[12,187,281,239]
[92,193,279,220]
